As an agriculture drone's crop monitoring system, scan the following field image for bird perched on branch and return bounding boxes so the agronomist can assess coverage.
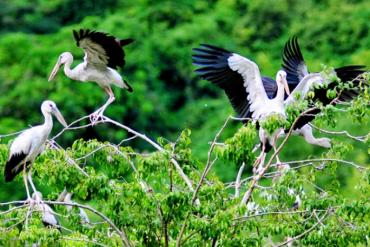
[58,189,90,224]
[32,191,60,229]
[4,100,67,200]
[48,29,134,124]
[192,39,366,171]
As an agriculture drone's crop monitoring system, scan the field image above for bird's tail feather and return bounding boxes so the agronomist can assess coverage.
[4,152,27,182]
[119,39,134,47]
[124,80,133,92]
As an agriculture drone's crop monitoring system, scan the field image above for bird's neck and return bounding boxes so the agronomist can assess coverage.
[63,59,77,80]
[43,113,53,132]
[274,82,285,103]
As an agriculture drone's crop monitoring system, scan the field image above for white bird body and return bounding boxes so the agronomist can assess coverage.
[62,56,126,89]
[32,191,59,228]
[9,125,49,166]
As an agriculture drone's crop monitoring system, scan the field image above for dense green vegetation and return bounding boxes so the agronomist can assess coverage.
[0,0,369,246]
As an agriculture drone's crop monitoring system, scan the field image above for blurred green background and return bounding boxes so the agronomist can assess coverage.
[0,0,368,200]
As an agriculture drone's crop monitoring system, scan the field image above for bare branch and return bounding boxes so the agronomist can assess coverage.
[310,124,367,142]
[235,162,246,198]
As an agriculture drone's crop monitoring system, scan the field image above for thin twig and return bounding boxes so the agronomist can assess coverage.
[310,124,367,142]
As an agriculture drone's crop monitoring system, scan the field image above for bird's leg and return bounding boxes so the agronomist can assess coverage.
[253,143,266,174]
[27,166,40,203]
[90,87,115,124]
[23,165,31,202]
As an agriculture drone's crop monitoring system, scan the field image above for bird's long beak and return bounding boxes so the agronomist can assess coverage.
[284,79,290,96]
[48,58,62,81]
[53,107,68,128]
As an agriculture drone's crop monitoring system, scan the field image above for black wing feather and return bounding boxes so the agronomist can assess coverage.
[192,45,252,119]
[4,152,27,182]
[73,29,133,69]
[193,44,279,121]
[282,36,308,89]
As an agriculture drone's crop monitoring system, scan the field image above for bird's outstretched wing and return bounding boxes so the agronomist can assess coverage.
[73,29,134,70]
[192,44,269,120]
[282,36,309,88]
[282,36,367,130]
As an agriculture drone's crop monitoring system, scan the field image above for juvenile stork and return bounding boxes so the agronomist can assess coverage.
[48,29,134,123]
[193,44,291,170]
[4,100,67,200]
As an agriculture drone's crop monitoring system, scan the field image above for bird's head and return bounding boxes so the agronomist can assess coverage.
[48,52,73,81]
[41,100,68,127]
[276,70,290,95]
[59,52,73,64]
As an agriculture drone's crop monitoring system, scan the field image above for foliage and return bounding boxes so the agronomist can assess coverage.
[0,0,369,246]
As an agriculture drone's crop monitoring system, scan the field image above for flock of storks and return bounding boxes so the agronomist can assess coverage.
[3,29,367,214]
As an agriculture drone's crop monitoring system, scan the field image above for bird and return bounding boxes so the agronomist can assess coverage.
[281,36,367,136]
[48,29,134,123]
[193,44,291,171]
[4,100,67,200]
[32,191,60,229]
[58,189,90,224]
[192,42,366,171]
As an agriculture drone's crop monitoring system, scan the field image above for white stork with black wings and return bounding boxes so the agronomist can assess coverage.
[48,29,134,123]
[4,101,67,200]
[193,44,291,169]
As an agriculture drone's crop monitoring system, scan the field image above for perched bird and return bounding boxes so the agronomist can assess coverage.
[32,191,60,229]
[4,100,67,199]
[48,29,134,123]
[58,189,90,224]
[192,42,366,170]
[193,44,291,170]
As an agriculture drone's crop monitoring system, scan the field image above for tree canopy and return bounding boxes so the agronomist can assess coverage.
[0,0,369,246]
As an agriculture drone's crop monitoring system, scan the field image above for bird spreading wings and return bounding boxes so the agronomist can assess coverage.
[192,44,278,120]
[73,29,134,70]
